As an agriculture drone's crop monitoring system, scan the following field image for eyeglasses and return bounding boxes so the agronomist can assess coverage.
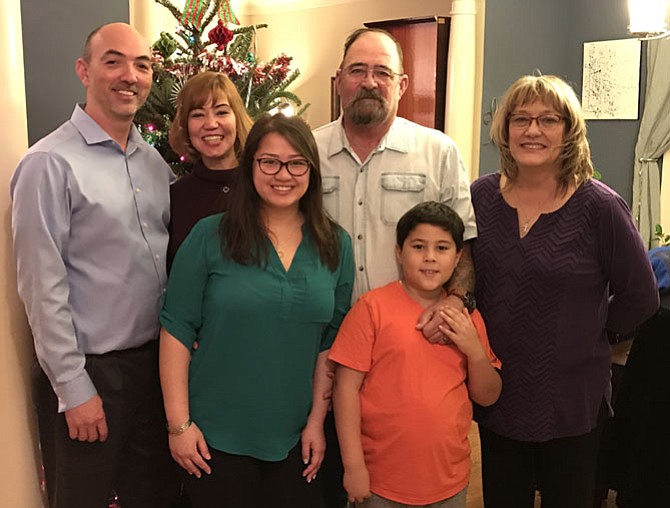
[256,158,311,176]
[508,113,564,130]
[342,64,403,85]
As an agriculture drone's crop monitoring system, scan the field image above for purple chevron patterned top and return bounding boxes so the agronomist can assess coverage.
[471,173,659,441]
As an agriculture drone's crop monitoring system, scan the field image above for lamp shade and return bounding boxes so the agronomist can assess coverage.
[628,0,669,35]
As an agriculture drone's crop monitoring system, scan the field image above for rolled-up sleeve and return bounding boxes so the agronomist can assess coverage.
[160,224,210,349]
[440,144,477,242]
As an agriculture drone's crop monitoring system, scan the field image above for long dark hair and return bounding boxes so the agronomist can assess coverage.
[220,113,340,271]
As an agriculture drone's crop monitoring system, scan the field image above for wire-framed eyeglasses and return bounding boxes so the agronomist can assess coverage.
[342,64,403,85]
[508,113,564,130]
[256,158,311,176]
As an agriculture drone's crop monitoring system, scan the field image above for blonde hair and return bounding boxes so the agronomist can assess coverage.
[490,74,593,192]
[169,71,253,163]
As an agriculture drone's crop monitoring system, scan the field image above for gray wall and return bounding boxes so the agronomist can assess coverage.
[480,0,642,204]
[21,0,129,145]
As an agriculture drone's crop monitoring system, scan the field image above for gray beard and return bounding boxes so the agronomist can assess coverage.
[346,98,388,125]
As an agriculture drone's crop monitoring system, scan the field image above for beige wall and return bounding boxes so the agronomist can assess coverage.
[0,1,45,507]
[241,0,485,174]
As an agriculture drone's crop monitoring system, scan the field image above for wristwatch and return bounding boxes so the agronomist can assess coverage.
[447,289,476,313]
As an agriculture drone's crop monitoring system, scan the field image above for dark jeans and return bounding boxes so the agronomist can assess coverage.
[479,403,607,508]
[33,341,179,508]
[182,441,323,508]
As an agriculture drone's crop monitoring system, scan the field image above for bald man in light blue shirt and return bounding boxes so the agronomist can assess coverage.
[11,23,177,508]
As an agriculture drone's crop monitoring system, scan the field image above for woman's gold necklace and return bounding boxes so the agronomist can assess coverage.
[512,189,556,238]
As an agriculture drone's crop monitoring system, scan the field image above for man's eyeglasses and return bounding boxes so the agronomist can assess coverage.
[256,158,311,176]
[342,64,403,85]
[508,113,564,130]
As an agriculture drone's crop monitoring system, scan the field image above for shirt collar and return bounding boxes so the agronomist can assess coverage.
[70,104,144,154]
[325,116,409,159]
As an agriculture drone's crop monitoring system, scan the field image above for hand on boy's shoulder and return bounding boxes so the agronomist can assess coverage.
[416,294,465,344]
[437,306,487,360]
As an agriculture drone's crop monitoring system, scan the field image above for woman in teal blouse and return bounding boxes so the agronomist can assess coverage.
[159,113,354,508]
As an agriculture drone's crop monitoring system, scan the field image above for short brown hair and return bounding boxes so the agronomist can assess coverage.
[396,201,464,251]
[491,74,594,192]
[82,25,103,61]
[341,28,404,73]
[169,71,253,163]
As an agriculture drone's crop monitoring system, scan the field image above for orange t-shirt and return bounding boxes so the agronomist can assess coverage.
[329,281,501,504]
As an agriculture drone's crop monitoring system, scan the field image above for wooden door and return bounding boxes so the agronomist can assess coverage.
[365,16,450,130]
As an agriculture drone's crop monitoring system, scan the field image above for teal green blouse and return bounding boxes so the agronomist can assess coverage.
[160,213,354,461]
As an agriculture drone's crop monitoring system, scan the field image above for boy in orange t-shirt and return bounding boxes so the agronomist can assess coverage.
[329,201,502,507]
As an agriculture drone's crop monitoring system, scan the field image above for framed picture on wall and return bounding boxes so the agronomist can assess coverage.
[331,76,340,121]
[582,38,641,120]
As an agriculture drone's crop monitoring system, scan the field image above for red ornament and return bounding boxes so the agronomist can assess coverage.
[208,21,234,51]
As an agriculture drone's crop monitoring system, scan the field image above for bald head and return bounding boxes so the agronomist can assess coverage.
[75,22,153,142]
[82,23,149,62]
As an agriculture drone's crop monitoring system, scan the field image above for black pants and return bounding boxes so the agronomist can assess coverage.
[182,441,323,508]
[478,404,606,508]
[33,341,179,508]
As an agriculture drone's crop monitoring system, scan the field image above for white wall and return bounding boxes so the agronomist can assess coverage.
[0,1,45,506]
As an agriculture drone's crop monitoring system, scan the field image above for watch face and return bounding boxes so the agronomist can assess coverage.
[449,289,476,312]
[463,292,476,312]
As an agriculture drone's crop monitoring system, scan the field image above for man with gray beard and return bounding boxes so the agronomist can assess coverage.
[313,28,476,304]
[313,28,477,508]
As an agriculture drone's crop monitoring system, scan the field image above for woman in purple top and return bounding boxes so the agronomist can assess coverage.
[167,71,253,270]
[471,75,659,508]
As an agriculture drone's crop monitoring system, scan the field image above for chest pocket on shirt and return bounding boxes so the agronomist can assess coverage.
[380,173,426,225]
[322,176,340,221]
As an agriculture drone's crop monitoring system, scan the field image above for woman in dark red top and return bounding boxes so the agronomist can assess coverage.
[167,71,253,269]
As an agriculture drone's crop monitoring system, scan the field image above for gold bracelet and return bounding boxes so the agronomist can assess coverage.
[166,419,192,435]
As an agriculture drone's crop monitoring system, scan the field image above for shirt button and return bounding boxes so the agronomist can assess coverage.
[357,234,363,240]
[358,266,364,272]
[135,187,141,193]
[155,254,160,259]
[142,222,148,227]
[358,199,363,205]
[163,288,167,294]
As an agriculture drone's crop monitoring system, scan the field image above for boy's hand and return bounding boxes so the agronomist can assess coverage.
[343,464,371,504]
[438,307,486,360]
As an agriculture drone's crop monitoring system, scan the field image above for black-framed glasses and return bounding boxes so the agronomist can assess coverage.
[508,113,564,130]
[342,64,403,85]
[256,158,311,176]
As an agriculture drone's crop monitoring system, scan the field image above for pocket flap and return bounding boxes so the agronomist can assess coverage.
[381,173,426,192]
[322,176,340,194]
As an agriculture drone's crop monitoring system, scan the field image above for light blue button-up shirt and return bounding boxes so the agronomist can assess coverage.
[11,105,173,412]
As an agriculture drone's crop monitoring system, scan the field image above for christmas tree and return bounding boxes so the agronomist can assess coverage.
[134,0,308,174]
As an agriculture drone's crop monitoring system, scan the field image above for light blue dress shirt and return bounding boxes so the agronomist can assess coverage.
[11,105,173,412]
